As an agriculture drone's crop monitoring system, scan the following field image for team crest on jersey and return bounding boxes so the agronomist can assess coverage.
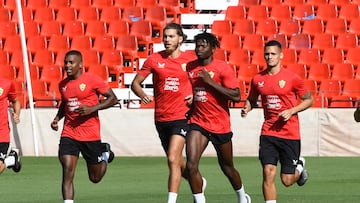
[158,62,165,68]
[209,71,215,78]
[79,83,86,91]
[0,88,3,96]
[279,80,286,88]
[181,63,187,71]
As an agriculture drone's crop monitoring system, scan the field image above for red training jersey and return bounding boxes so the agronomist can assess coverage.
[0,78,16,142]
[138,50,195,122]
[248,68,308,140]
[186,59,238,134]
[59,72,110,141]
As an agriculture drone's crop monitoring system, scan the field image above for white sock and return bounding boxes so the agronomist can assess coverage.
[236,185,247,203]
[102,152,109,163]
[296,164,304,174]
[64,200,74,203]
[265,200,276,203]
[167,192,177,203]
[193,193,205,203]
[4,156,15,167]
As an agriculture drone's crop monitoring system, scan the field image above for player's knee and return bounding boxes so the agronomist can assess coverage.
[281,177,295,187]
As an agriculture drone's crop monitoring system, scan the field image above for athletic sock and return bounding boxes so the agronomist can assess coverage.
[296,164,304,174]
[64,200,74,203]
[193,193,205,203]
[265,200,276,203]
[102,152,109,163]
[167,192,177,203]
[4,155,15,167]
[235,185,247,203]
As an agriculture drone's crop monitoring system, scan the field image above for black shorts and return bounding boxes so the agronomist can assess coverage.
[58,137,106,164]
[189,124,233,145]
[155,119,188,151]
[259,135,301,174]
[0,142,9,159]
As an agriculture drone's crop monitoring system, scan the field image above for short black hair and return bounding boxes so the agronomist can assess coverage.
[194,32,220,49]
[65,50,82,62]
[265,40,282,50]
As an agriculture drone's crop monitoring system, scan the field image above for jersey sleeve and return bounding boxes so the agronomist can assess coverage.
[138,55,154,78]
[7,80,17,101]
[92,74,111,94]
[292,74,308,98]
[221,62,238,89]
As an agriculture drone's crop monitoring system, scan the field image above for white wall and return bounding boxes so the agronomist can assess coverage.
[9,108,360,157]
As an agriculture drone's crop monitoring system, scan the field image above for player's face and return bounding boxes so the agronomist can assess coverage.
[195,39,213,60]
[64,54,82,79]
[163,28,183,53]
[264,45,283,68]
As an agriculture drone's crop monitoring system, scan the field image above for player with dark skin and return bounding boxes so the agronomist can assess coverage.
[51,50,117,202]
[185,32,250,203]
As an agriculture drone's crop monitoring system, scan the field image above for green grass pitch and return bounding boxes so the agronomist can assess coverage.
[1,157,360,203]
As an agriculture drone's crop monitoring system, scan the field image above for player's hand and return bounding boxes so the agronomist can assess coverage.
[198,69,212,84]
[354,108,360,122]
[75,105,94,116]
[241,100,251,118]
[141,95,153,104]
[278,109,294,121]
[185,94,193,106]
[51,120,58,131]
[12,112,20,124]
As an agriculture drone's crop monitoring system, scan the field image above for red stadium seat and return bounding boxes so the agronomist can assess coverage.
[158,0,182,23]
[251,49,266,68]
[211,20,232,40]
[92,0,113,10]
[331,63,354,82]
[318,79,342,98]
[219,34,242,55]
[321,48,345,66]
[237,64,260,84]
[0,65,16,80]
[278,19,301,39]
[3,35,21,53]
[312,33,335,51]
[145,5,167,43]
[33,7,55,25]
[256,19,278,37]
[224,6,246,24]
[307,63,331,82]
[93,36,115,53]
[48,35,70,53]
[348,18,360,36]
[85,21,107,38]
[242,34,265,52]
[56,7,77,25]
[246,5,269,22]
[0,8,11,22]
[48,0,69,11]
[345,48,360,65]
[130,20,153,58]
[228,48,251,71]
[338,4,360,23]
[232,19,256,37]
[328,95,354,108]
[27,35,47,54]
[0,50,10,65]
[312,95,328,108]
[32,50,55,68]
[26,0,48,11]
[62,21,85,38]
[122,6,144,25]
[304,79,318,96]
[77,7,99,23]
[286,63,307,79]
[81,50,100,68]
[324,18,347,36]
[87,65,110,84]
[342,79,360,99]
[316,4,338,21]
[40,21,62,38]
[100,7,122,24]
[116,35,140,71]
[114,0,136,11]
[269,4,292,21]
[107,20,130,39]
[70,35,92,50]
[289,34,311,50]
[301,19,324,38]
[335,33,359,50]
[281,48,297,65]
[40,65,63,85]
[70,0,91,10]
[292,4,315,20]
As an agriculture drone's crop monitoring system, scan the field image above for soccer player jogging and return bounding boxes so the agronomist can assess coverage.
[131,23,196,203]
[185,32,251,203]
[241,40,313,203]
[0,77,21,174]
[50,50,118,203]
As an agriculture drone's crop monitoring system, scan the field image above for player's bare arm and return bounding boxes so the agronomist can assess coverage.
[77,88,118,116]
[11,98,21,124]
[131,74,153,104]
[51,101,66,131]
[279,91,314,121]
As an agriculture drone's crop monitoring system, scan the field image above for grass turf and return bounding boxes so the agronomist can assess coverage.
[1,157,359,203]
